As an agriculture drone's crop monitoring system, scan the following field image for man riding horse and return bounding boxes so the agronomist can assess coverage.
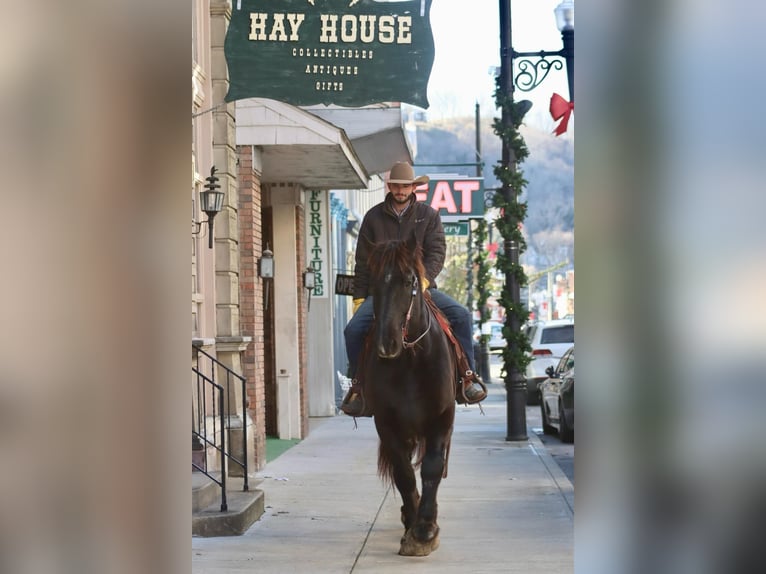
[341,162,487,417]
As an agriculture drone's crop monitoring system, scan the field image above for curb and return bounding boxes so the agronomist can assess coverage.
[527,429,574,516]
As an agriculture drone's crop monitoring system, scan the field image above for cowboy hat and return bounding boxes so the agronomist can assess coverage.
[387,162,429,185]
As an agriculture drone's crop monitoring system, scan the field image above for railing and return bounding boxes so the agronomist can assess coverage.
[192,346,249,512]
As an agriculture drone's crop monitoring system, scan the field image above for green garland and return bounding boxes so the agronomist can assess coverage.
[473,219,491,344]
[492,80,533,374]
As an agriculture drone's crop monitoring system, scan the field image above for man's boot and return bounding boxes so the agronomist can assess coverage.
[340,380,372,417]
[459,371,488,404]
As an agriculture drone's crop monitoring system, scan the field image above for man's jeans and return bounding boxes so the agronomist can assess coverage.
[344,289,475,377]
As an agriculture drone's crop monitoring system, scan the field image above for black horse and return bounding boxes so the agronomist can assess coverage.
[360,238,457,556]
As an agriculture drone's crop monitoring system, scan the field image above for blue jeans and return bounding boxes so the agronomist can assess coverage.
[344,289,475,377]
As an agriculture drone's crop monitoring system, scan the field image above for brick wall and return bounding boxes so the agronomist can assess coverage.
[296,204,309,438]
[237,145,267,471]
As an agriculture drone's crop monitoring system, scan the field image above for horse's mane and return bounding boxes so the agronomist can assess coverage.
[367,240,426,284]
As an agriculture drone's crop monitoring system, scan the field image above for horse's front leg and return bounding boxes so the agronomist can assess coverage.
[400,420,453,556]
[390,452,419,532]
[375,425,420,531]
[416,444,445,536]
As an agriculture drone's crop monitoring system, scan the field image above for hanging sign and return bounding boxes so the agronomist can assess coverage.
[224,0,435,108]
[443,222,469,236]
[334,273,355,296]
[414,177,485,222]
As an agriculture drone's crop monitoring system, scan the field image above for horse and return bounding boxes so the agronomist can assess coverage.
[360,237,457,556]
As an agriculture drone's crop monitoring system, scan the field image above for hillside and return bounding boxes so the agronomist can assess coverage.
[413,116,574,270]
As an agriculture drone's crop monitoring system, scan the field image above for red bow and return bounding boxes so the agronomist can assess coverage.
[549,93,574,136]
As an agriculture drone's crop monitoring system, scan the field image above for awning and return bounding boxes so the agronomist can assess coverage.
[235,98,369,190]
[302,103,414,176]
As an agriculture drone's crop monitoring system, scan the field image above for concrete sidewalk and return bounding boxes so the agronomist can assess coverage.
[192,384,574,573]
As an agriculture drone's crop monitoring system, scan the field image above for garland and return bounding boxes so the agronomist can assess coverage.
[492,80,533,374]
[473,219,491,344]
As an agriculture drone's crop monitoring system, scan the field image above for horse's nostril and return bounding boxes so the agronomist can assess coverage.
[377,341,401,359]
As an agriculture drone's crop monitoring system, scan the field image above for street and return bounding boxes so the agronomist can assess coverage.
[487,353,574,485]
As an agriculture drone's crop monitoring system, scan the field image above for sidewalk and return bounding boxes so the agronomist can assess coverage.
[192,384,573,573]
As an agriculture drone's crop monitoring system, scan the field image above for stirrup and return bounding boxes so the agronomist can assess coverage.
[340,380,373,417]
[459,370,488,405]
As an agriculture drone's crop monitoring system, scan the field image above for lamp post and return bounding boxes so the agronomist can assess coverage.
[554,1,574,103]
[498,0,574,442]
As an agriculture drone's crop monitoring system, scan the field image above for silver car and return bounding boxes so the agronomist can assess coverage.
[539,346,575,443]
[522,318,575,404]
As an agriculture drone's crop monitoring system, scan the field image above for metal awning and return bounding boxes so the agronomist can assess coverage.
[302,103,414,176]
[235,98,369,190]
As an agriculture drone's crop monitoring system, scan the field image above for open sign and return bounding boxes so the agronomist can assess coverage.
[414,178,485,222]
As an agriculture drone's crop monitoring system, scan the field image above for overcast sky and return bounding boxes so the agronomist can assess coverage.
[425,0,571,132]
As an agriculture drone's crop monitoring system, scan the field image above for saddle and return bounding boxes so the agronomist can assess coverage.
[422,294,483,405]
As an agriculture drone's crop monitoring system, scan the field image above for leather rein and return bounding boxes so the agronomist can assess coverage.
[402,277,431,349]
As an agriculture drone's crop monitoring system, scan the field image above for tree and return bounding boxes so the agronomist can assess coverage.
[436,237,469,302]
[527,228,574,271]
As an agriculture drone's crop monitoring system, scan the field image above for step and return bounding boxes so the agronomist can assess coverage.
[192,487,265,537]
[192,471,221,513]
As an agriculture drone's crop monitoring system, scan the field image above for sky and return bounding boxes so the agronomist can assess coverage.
[423,0,571,132]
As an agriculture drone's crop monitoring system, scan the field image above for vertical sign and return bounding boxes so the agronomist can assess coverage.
[306,190,328,298]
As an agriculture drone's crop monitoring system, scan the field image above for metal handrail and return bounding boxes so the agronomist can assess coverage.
[192,346,250,512]
[192,367,228,511]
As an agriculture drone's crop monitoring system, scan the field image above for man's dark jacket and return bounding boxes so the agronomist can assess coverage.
[353,192,446,300]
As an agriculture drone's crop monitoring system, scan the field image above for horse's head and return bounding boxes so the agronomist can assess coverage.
[367,238,426,360]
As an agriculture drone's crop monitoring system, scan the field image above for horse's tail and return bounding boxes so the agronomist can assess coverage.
[377,439,423,485]
[377,442,396,486]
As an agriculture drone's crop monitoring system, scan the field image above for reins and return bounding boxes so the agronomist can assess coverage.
[402,277,431,349]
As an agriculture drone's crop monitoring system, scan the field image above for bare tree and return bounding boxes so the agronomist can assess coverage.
[527,228,573,270]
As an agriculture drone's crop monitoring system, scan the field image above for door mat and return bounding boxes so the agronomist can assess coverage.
[265,437,301,462]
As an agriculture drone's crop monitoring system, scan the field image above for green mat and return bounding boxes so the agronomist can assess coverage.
[265,437,301,462]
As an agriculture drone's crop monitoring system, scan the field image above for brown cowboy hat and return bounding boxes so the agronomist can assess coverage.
[387,162,429,185]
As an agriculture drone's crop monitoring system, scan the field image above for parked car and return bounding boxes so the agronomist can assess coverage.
[523,318,574,404]
[486,320,506,352]
[473,320,506,352]
[539,345,575,442]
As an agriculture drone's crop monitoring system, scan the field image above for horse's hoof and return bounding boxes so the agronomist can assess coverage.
[398,528,440,557]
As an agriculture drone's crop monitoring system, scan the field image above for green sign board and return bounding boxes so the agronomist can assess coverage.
[224,0,435,107]
[443,222,469,236]
[414,177,485,222]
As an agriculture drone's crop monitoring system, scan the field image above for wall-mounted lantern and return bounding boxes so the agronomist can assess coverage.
[259,243,274,310]
[193,166,225,249]
[259,244,274,279]
[302,268,315,290]
[303,267,316,311]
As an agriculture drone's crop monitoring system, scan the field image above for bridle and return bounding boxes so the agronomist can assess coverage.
[402,275,431,349]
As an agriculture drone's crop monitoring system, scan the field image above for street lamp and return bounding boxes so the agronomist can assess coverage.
[498,0,574,442]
